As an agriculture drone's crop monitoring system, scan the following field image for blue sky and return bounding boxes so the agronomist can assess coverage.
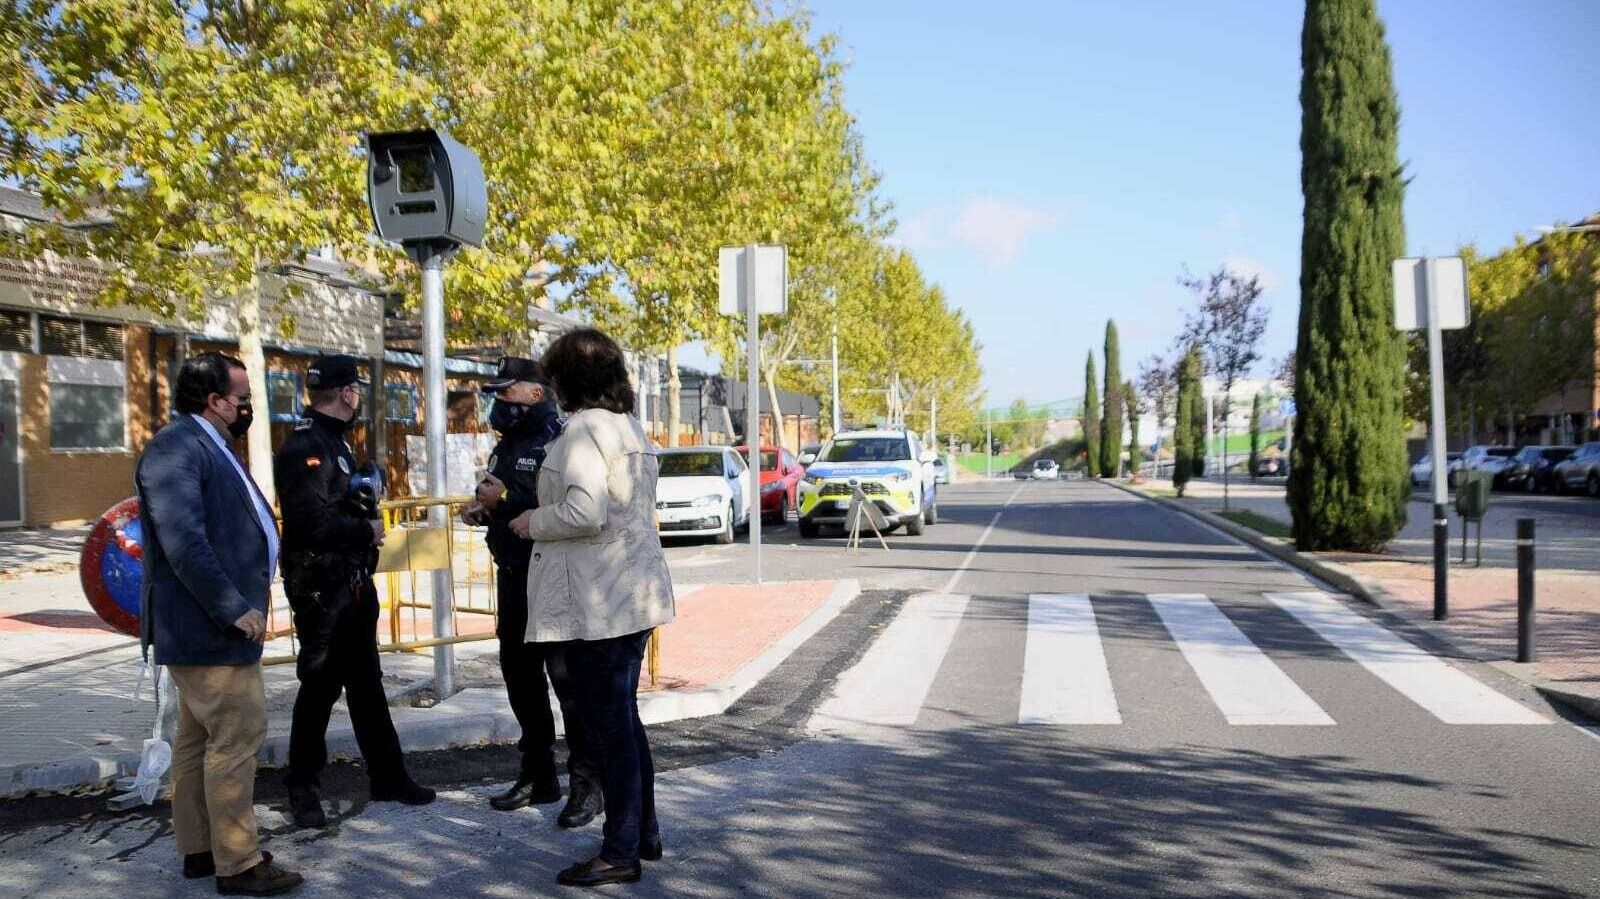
[785,0,1600,409]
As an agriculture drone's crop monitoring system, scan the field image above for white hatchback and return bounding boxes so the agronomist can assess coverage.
[654,447,751,544]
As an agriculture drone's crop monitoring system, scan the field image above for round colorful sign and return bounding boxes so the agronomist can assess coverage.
[80,497,144,637]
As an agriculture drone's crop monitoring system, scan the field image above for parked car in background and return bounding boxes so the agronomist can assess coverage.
[1410,451,1463,488]
[933,456,951,485]
[1503,446,1574,493]
[1458,445,1518,487]
[654,446,751,544]
[1032,459,1060,480]
[733,444,801,526]
[1553,442,1600,497]
[1012,467,1032,480]
[1255,454,1287,477]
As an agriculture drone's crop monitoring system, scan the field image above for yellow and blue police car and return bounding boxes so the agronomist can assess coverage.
[795,428,940,539]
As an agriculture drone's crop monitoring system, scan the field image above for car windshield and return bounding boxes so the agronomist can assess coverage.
[1034,460,1053,469]
[1515,448,1541,461]
[1488,448,1516,458]
[1543,448,1573,460]
[658,453,724,477]
[821,438,910,462]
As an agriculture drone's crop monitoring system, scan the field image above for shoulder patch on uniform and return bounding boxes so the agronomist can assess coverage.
[337,457,351,474]
[486,454,498,471]
[305,456,322,468]
[293,418,314,431]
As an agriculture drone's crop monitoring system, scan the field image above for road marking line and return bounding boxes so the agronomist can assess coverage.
[1577,726,1600,746]
[1266,592,1550,725]
[1018,594,1121,725]
[811,592,970,731]
[940,483,1025,594]
[1147,594,1334,726]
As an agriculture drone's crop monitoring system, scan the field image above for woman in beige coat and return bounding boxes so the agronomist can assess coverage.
[510,328,674,887]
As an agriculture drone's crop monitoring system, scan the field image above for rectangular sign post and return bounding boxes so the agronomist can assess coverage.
[1394,256,1469,621]
[720,245,787,586]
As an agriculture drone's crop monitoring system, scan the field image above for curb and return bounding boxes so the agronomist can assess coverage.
[0,579,863,799]
[1105,479,1600,726]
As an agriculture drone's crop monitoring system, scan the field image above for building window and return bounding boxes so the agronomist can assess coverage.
[0,308,31,352]
[48,357,126,450]
[39,315,123,360]
[268,371,302,422]
[384,383,418,424]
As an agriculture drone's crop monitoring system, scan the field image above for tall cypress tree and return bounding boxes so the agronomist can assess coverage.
[1186,347,1207,477]
[1248,392,1264,480]
[1290,0,1409,550]
[1173,350,1196,494]
[1100,320,1124,477]
[1083,353,1101,478]
[1124,380,1140,478]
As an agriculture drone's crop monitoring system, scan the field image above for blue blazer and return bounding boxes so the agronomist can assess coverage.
[136,416,274,666]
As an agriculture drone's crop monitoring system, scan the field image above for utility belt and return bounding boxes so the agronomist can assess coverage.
[281,549,371,598]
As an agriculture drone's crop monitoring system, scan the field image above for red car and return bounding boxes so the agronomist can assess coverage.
[733,445,801,525]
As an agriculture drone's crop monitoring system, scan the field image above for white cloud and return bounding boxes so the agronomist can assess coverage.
[1222,254,1280,293]
[896,197,1061,267]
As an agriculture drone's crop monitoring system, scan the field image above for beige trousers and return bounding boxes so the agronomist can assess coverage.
[167,663,268,878]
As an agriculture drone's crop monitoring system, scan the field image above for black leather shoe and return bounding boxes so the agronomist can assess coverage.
[215,858,304,895]
[489,777,561,811]
[371,778,436,806]
[556,857,642,887]
[286,783,326,829]
[185,851,272,879]
[557,780,603,829]
[641,840,663,862]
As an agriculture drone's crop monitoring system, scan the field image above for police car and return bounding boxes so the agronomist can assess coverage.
[795,429,939,539]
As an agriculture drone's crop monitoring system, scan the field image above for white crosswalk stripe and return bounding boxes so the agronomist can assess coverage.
[810,589,1548,733]
[1018,594,1121,725]
[1148,593,1334,726]
[1266,592,1550,726]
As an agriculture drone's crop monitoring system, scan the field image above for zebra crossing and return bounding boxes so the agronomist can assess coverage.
[813,589,1551,733]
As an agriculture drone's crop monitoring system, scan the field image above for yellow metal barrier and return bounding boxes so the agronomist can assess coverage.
[263,495,660,687]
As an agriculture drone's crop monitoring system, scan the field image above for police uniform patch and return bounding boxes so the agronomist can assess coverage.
[487,454,498,471]
[293,418,313,431]
[338,457,351,474]
[515,457,539,472]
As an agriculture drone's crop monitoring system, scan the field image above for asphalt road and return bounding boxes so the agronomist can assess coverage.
[4,480,1599,898]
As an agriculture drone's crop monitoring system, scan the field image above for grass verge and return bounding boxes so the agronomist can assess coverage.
[1216,509,1292,539]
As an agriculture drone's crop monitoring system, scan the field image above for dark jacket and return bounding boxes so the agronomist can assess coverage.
[136,416,274,666]
[274,410,376,585]
[486,407,563,567]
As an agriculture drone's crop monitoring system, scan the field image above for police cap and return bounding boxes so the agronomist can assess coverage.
[306,354,369,390]
[481,356,546,394]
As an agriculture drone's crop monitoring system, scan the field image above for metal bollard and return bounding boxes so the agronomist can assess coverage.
[1433,503,1448,620]
[1516,518,1535,663]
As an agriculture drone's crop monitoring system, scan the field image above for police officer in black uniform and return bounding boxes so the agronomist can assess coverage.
[463,356,602,826]
[276,355,434,828]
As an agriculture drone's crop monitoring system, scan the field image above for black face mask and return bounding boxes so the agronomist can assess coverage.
[489,398,530,433]
[227,400,254,438]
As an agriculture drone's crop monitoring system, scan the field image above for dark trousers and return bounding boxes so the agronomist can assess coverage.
[557,630,658,864]
[285,578,406,790]
[497,565,599,787]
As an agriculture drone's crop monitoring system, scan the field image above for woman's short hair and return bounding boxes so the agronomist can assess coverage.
[175,352,245,415]
[539,328,636,415]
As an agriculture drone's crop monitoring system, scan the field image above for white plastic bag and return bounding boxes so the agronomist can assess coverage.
[131,667,179,805]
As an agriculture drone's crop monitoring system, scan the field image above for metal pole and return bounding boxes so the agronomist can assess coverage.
[1204,385,1214,477]
[1517,518,1535,662]
[420,250,456,696]
[830,299,842,436]
[744,244,761,586]
[1424,256,1449,621]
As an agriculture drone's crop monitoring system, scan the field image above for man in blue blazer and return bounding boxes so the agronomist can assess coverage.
[137,352,302,896]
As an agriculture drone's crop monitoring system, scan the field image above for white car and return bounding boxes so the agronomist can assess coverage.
[654,446,751,544]
[796,429,939,538]
[1031,459,1059,480]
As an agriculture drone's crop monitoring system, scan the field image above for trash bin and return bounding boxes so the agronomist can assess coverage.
[1454,470,1492,521]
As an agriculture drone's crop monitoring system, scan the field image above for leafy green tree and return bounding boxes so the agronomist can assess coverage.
[1248,392,1264,481]
[1137,352,1176,453]
[1100,320,1124,477]
[1180,267,1268,508]
[1083,353,1101,478]
[1124,380,1141,478]
[1187,348,1208,478]
[1290,0,1410,551]
[1173,349,1199,495]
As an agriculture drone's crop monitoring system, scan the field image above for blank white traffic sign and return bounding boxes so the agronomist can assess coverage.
[1393,256,1469,331]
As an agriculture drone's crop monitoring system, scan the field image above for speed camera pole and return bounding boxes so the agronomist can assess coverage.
[745,243,762,586]
[419,249,454,694]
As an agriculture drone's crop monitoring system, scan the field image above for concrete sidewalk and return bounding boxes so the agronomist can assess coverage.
[0,561,859,797]
[1132,477,1600,715]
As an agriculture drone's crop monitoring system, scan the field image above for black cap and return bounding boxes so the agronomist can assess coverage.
[306,354,368,390]
[481,356,545,394]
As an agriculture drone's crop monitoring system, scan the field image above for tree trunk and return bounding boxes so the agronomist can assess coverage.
[666,344,681,447]
[238,276,275,503]
[763,362,785,450]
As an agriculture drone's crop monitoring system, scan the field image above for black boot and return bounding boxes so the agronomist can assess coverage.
[490,772,561,811]
[557,777,603,829]
[286,782,326,829]
[215,857,304,896]
[371,776,436,806]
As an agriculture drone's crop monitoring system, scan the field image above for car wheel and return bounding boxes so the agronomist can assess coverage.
[1524,475,1536,494]
[798,519,819,539]
[924,498,939,526]
[1588,474,1600,499]
[771,494,789,527]
[714,504,735,545]
[905,508,926,536]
